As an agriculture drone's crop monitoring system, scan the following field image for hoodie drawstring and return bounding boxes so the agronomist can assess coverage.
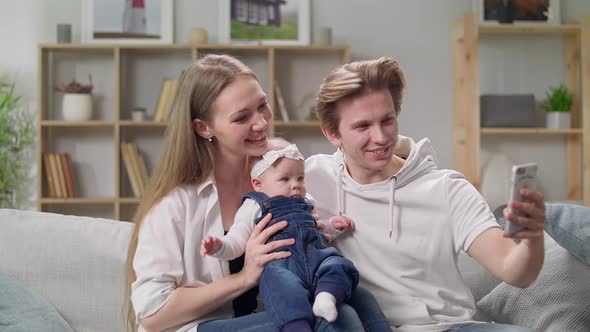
[337,163,345,216]
[389,177,397,238]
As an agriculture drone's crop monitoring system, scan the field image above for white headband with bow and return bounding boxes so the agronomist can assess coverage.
[250,144,304,177]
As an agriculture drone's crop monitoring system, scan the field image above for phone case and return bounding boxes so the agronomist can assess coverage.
[506,162,538,234]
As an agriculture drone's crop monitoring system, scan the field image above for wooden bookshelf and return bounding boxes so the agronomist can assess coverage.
[452,14,590,206]
[41,120,115,127]
[478,23,580,34]
[38,44,350,220]
[480,128,584,135]
[274,120,321,127]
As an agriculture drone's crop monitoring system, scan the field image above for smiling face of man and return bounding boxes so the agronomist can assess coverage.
[323,88,400,184]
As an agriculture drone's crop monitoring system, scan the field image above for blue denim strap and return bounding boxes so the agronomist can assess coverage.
[241,192,270,218]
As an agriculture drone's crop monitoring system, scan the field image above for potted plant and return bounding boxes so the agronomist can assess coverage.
[544,84,573,129]
[54,75,94,121]
[0,76,34,208]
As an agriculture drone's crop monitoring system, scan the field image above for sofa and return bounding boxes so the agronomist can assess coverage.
[1,205,589,332]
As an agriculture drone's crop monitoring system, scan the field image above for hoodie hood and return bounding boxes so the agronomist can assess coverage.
[335,135,438,237]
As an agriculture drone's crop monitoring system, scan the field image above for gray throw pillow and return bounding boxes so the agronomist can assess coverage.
[477,206,590,331]
[495,203,590,264]
[0,272,73,332]
[545,203,590,265]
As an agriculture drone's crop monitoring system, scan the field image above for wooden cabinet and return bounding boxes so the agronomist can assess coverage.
[452,14,590,206]
[37,44,350,221]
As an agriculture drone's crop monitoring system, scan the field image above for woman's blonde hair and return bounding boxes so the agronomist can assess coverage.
[124,54,257,331]
[315,57,406,135]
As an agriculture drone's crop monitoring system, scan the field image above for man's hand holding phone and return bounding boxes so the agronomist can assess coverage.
[503,163,545,240]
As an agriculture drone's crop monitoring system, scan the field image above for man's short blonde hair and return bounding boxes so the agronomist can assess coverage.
[315,57,406,135]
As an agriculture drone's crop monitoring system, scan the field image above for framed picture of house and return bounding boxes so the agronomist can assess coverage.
[81,0,174,44]
[474,0,560,24]
[218,0,310,45]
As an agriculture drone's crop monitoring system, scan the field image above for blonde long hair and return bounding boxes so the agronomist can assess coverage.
[315,57,406,135]
[124,54,257,331]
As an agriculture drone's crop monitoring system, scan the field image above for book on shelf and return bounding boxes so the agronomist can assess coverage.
[121,142,151,197]
[48,153,63,198]
[55,155,68,198]
[43,153,57,197]
[121,142,141,197]
[136,151,150,187]
[274,81,289,122]
[153,80,169,122]
[128,143,145,195]
[61,153,75,198]
[154,79,178,122]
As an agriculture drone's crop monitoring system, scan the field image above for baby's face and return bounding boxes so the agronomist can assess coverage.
[257,158,306,198]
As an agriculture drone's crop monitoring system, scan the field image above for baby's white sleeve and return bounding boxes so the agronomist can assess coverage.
[213,198,262,260]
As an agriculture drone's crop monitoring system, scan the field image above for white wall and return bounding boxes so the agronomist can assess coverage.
[1,0,589,206]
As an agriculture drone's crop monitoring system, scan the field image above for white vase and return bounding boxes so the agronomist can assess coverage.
[546,112,571,129]
[62,93,92,121]
[131,111,146,121]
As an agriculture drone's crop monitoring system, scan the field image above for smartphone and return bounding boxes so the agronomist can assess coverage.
[505,162,538,234]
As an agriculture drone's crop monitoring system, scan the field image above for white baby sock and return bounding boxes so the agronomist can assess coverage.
[313,292,338,322]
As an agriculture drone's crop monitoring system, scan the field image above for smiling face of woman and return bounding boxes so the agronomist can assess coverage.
[195,76,272,161]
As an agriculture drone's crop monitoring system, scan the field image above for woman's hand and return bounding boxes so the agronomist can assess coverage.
[503,188,545,240]
[240,213,294,288]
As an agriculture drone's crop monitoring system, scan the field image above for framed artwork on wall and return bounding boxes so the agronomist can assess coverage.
[81,0,174,44]
[218,0,310,45]
[474,0,560,24]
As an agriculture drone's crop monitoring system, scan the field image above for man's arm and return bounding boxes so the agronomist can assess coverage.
[468,189,545,287]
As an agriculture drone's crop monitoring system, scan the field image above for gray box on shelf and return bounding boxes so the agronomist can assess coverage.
[480,94,536,127]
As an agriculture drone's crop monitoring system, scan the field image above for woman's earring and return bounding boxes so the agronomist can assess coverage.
[207,137,213,142]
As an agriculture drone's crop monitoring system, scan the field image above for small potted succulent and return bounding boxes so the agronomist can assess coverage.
[544,84,573,129]
[54,75,94,121]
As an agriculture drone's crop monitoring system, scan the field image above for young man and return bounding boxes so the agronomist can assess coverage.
[306,57,545,332]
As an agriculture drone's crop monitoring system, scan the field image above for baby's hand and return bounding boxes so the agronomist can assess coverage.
[200,236,223,256]
[331,215,355,232]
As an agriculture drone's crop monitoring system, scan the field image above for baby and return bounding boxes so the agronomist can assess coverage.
[200,144,359,332]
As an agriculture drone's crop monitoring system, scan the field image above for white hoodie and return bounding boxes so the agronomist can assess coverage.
[305,137,498,332]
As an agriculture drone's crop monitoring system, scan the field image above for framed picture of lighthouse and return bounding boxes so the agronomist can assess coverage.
[82,0,174,44]
[219,0,310,45]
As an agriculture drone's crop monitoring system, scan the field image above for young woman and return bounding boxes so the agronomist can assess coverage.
[124,55,371,332]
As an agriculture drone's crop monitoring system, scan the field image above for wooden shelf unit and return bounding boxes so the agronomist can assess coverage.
[37,44,350,221]
[274,120,321,127]
[480,128,584,135]
[452,14,590,206]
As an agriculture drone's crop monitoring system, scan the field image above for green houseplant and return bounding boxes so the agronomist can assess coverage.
[544,84,573,129]
[0,77,35,208]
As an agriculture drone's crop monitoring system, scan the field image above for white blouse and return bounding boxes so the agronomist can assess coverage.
[131,178,234,332]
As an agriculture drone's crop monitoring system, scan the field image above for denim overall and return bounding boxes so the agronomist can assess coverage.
[242,192,359,330]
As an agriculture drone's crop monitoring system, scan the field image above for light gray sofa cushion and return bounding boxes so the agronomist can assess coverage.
[478,203,590,331]
[0,209,134,332]
[0,271,73,332]
[477,233,590,331]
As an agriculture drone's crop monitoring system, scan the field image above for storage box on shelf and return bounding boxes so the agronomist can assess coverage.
[38,44,350,220]
[452,14,590,206]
